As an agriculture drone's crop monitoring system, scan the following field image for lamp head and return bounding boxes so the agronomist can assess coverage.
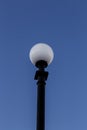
[29,43,54,68]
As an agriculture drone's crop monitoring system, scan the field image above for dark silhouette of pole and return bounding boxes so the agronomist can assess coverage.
[34,60,48,130]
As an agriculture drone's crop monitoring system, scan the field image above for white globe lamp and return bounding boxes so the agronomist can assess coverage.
[29,43,54,67]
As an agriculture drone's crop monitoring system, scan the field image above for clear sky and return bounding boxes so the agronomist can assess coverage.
[0,0,87,130]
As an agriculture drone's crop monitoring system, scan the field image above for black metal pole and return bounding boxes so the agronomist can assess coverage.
[36,78,45,130]
[34,60,48,130]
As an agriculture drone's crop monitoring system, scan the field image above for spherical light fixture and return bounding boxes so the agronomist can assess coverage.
[29,43,54,67]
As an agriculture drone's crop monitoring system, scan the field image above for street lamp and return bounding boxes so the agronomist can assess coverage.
[29,43,54,130]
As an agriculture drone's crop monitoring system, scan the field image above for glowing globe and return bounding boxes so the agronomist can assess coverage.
[29,43,54,66]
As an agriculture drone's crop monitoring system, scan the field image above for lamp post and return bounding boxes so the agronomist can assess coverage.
[29,43,54,130]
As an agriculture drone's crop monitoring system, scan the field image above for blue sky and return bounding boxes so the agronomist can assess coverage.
[0,0,87,130]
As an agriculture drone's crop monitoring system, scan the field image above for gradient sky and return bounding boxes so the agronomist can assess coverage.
[0,0,87,130]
